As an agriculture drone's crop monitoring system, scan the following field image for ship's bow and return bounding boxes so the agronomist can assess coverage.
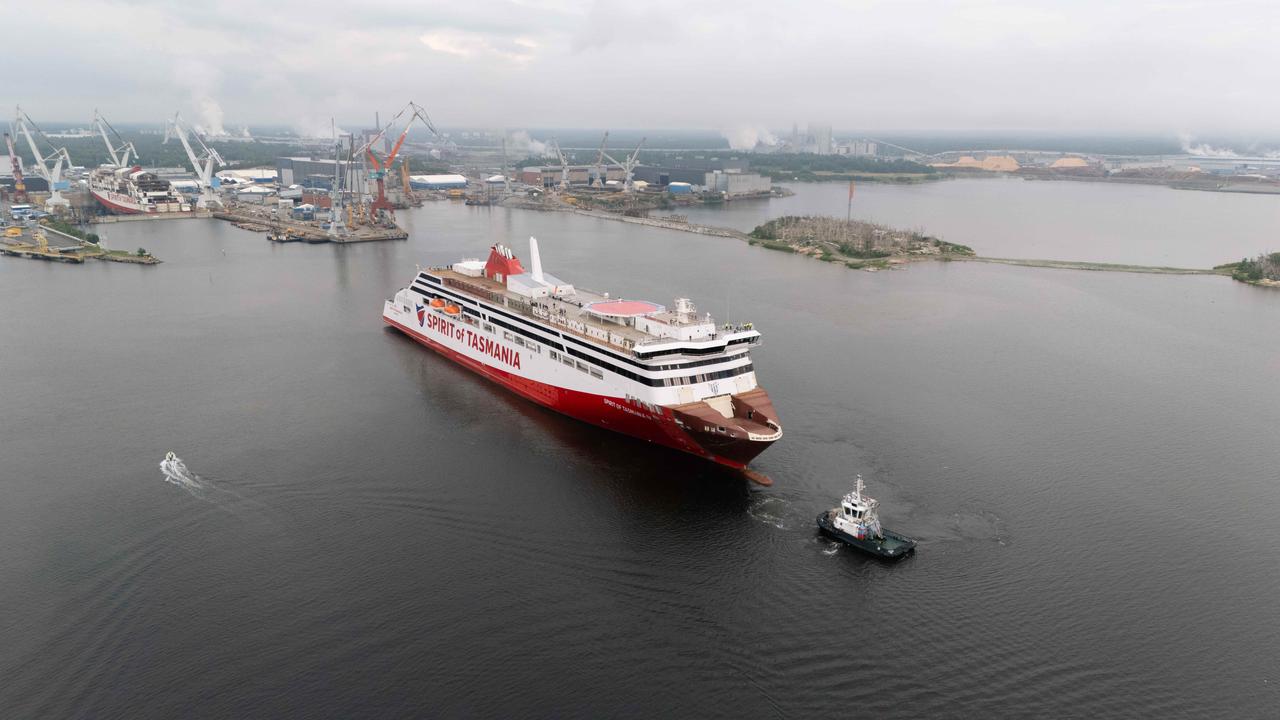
[668,387,782,469]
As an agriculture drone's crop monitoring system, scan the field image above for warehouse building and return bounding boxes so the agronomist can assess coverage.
[704,171,772,198]
[409,174,468,190]
[631,156,750,187]
[519,165,623,188]
[275,157,368,195]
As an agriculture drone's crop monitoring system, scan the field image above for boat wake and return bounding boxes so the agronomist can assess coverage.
[747,494,796,530]
[158,452,240,504]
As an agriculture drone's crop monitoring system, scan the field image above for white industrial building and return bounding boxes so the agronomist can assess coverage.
[704,171,772,198]
[409,174,468,190]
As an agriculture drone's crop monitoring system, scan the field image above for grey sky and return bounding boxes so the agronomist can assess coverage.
[8,0,1278,136]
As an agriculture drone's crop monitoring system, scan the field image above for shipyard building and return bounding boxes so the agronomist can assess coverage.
[631,156,749,186]
[704,170,772,198]
[275,157,368,194]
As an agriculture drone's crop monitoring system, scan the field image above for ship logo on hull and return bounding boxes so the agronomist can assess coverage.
[416,303,426,327]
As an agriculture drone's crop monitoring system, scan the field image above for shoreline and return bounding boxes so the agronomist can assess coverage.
[505,198,1230,278]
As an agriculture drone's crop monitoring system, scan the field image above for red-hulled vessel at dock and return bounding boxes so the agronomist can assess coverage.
[88,165,191,215]
[383,238,782,476]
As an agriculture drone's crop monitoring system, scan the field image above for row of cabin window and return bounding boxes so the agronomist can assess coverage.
[424,283,747,377]
[500,331,541,354]
[549,350,604,379]
[551,343,753,388]
[416,284,748,387]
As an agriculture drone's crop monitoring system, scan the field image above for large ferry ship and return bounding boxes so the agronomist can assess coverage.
[382,239,782,472]
[88,165,191,214]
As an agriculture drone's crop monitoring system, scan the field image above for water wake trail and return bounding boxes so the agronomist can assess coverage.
[158,453,243,505]
[747,493,798,530]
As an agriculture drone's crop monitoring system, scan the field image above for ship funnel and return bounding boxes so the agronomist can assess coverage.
[529,236,544,283]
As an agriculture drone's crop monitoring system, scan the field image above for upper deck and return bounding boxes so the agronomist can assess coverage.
[418,241,760,363]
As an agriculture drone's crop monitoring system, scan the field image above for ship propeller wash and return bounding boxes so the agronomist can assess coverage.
[383,238,783,475]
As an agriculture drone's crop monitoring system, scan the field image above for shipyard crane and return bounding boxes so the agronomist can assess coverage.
[12,106,74,210]
[164,112,225,209]
[328,127,349,239]
[592,131,610,188]
[547,138,570,191]
[359,101,439,225]
[327,121,348,238]
[600,137,645,193]
[93,110,138,167]
[400,157,416,205]
[500,134,511,193]
[3,130,27,202]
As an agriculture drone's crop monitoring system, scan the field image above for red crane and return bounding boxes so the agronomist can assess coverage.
[361,102,437,224]
[4,131,27,202]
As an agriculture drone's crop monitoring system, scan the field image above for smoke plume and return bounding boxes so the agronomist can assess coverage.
[509,130,549,157]
[721,125,778,151]
[194,95,227,137]
[1179,133,1238,158]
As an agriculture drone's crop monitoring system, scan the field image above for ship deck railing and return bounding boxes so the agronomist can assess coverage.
[431,268,699,355]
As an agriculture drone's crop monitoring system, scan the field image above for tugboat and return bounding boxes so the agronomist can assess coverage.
[817,475,916,560]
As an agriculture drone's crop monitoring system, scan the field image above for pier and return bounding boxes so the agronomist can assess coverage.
[0,224,160,265]
[212,210,408,243]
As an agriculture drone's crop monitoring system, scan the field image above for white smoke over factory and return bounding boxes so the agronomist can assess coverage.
[508,130,549,157]
[193,95,228,137]
[721,125,778,151]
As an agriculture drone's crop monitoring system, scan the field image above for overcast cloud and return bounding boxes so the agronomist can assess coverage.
[7,0,1279,135]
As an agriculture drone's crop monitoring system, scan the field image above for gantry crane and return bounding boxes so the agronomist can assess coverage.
[164,112,225,209]
[328,126,349,240]
[592,131,610,188]
[600,137,645,193]
[548,138,570,191]
[13,106,74,210]
[400,157,417,205]
[359,101,438,225]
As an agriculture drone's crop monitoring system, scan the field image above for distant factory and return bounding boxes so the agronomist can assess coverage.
[631,156,749,186]
[275,157,369,194]
[704,170,771,198]
[518,153,771,198]
[519,164,625,188]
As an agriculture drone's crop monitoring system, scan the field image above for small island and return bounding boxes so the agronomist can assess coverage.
[0,220,160,265]
[748,215,974,269]
[1216,253,1280,288]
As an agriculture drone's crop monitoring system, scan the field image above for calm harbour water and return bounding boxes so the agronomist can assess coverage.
[682,177,1280,268]
[1,182,1278,718]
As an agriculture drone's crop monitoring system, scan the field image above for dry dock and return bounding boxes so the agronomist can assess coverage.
[87,210,214,224]
[213,210,408,243]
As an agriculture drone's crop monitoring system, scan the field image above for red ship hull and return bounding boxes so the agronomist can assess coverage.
[385,316,775,472]
[91,191,147,215]
[90,189,192,216]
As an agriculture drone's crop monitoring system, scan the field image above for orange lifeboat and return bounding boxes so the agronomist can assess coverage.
[430,298,445,308]
[443,305,461,316]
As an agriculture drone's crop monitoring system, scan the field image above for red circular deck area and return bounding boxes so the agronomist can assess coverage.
[585,299,664,318]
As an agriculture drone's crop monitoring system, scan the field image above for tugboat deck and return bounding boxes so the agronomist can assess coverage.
[817,509,917,561]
